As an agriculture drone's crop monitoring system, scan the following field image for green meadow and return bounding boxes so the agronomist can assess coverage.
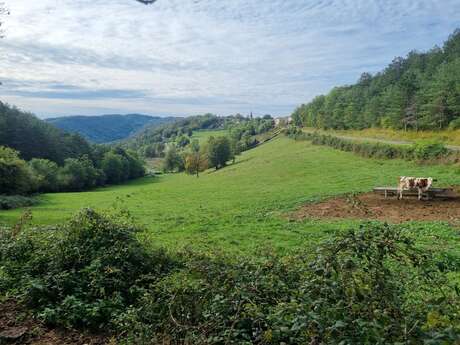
[1,136,459,255]
[190,129,226,142]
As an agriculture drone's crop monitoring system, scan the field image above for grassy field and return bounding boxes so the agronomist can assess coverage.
[1,136,459,255]
[191,129,227,142]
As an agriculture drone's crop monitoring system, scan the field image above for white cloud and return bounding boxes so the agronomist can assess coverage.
[0,0,459,117]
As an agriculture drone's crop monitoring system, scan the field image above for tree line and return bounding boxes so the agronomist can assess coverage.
[0,103,145,196]
[292,29,460,131]
[0,145,145,196]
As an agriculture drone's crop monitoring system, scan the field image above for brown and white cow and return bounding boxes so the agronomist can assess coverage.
[398,176,433,200]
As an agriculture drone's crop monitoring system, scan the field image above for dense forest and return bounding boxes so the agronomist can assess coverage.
[0,103,92,164]
[47,114,178,143]
[292,29,460,131]
[0,102,145,199]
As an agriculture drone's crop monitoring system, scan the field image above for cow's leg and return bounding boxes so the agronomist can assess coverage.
[418,188,422,200]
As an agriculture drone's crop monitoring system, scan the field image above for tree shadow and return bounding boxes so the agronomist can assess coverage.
[205,157,254,174]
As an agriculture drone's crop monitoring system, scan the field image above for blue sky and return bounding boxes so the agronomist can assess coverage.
[0,0,459,118]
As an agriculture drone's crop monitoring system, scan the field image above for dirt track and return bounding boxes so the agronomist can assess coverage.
[292,192,460,223]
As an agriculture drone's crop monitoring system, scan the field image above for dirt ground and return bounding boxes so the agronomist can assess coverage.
[292,192,460,223]
[0,300,108,345]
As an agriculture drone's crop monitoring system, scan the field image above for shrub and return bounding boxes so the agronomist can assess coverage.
[0,195,38,210]
[117,226,460,344]
[413,141,449,160]
[448,118,460,130]
[0,146,37,195]
[1,214,458,343]
[0,208,176,330]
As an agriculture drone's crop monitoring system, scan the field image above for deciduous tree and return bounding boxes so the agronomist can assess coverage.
[207,136,231,170]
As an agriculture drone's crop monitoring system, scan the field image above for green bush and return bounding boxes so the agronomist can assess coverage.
[0,195,38,210]
[448,118,460,130]
[117,223,459,344]
[0,208,176,330]
[413,141,449,160]
[1,211,458,343]
[0,146,37,195]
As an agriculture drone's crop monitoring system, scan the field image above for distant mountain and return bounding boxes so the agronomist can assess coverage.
[46,114,179,143]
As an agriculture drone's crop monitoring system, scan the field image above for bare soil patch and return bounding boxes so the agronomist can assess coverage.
[292,192,460,223]
[0,300,108,345]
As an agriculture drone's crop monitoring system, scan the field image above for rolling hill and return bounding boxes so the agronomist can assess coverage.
[46,114,179,143]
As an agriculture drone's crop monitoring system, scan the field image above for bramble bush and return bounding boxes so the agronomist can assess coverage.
[0,210,459,344]
[0,208,176,330]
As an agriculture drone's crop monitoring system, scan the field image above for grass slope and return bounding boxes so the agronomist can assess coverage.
[191,129,227,143]
[1,137,459,255]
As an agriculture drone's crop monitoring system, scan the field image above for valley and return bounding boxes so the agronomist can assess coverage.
[1,2,459,343]
[2,135,459,256]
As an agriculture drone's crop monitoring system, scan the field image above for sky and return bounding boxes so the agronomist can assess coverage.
[0,0,459,119]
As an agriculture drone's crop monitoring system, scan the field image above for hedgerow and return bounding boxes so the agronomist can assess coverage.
[0,210,459,344]
[289,131,456,163]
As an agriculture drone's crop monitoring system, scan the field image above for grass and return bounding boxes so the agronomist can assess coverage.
[191,129,227,143]
[1,136,459,256]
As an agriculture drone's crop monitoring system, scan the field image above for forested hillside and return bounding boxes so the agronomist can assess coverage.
[292,29,460,131]
[0,102,91,164]
[125,113,275,158]
[46,114,178,143]
[0,102,145,197]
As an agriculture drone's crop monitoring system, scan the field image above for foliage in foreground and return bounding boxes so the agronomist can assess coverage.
[0,209,176,330]
[0,210,458,344]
